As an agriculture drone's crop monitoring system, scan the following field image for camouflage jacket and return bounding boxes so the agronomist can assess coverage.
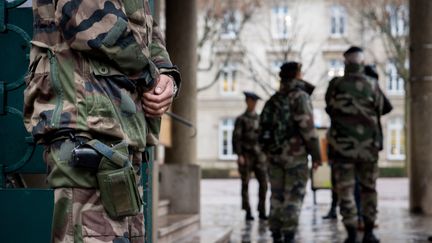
[233,111,260,155]
[325,64,385,163]
[259,79,321,165]
[23,0,180,150]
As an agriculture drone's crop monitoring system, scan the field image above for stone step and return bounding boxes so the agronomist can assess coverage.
[157,214,200,243]
[177,226,232,243]
[158,199,170,217]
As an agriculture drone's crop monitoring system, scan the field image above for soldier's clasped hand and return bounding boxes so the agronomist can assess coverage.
[142,74,175,117]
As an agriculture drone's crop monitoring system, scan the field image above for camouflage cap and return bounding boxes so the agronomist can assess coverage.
[243,91,261,100]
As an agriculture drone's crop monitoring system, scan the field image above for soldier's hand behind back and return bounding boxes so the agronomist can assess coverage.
[237,155,245,166]
[142,74,175,117]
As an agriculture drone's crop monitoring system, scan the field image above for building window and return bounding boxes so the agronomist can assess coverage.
[330,5,346,37]
[271,6,291,39]
[388,5,408,37]
[313,108,323,128]
[328,59,345,77]
[386,61,404,95]
[221,10,241,39]
[219,118,236,160]
[220,61,238,94]
[387,117,405,160]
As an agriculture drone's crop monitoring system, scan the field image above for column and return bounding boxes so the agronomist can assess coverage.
[164,0,197,165]
[409,0,432,214]
[161,0,200,215]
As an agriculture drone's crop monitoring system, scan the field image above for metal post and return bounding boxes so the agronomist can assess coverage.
[143,147,154,243]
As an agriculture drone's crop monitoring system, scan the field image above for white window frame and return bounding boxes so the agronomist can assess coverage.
[219,118,237,160]
[220,61,239,95]
[221,10,241,39]
[388,5,408,37]
[271,6,291,39]
[330,5,347,38]
[386,117,406,161]
[386,60,405,95]
[327,59,345,78]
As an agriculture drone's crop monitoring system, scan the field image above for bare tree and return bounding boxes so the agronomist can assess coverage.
[197,0,321,96]
[197,0,264,92]
[339,0,409,82]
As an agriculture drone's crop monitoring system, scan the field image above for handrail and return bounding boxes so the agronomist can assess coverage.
[165,111,196,138]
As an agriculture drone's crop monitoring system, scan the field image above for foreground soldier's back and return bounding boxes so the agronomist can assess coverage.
[326,65,382,163]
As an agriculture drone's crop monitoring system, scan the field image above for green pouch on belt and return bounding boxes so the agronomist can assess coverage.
[86,140,143,219]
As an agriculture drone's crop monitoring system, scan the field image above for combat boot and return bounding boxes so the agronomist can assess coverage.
[259,211,268,220]
[344,225,357,243]
[322,208,337,219]
[362,222,380,243]
[245,210,254,221]
[272,232,283,243]
[283,232,295,243]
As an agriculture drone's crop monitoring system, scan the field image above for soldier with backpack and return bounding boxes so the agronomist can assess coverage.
[259,62,321,243]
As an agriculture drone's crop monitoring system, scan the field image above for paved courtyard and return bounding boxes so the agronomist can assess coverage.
[201,178,432,243]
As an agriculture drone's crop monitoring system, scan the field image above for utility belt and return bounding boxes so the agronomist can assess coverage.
[47,130,143,219]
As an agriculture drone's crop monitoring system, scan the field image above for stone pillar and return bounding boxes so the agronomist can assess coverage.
[164,0,197,165]
[409,0,432,214]
[161,0,200,216]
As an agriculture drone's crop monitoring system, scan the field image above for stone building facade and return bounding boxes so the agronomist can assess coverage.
[195,0,407,172]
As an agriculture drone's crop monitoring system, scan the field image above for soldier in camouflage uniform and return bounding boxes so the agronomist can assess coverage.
[232,91,268,221]
[325,46,391,243]
[259,62,321,243]
[24,0,180,242]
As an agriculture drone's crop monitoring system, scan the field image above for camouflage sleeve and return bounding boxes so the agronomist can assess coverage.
[232,117,243,155]
[325,77,339,115]
[150,20,182,95]
[292,92,321,162]
[55,0,149,75]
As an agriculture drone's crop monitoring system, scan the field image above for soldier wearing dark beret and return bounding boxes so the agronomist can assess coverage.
[232,91,269,221]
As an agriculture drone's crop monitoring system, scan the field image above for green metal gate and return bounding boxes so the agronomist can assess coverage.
[0,0,154,242]
[0,1,53,242]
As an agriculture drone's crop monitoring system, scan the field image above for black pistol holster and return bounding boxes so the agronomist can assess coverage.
[70,139,143,219]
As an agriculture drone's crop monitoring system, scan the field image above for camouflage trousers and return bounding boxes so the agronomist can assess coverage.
[333,162,379,227]
[268,161,308,234]
[238,152,268,214]
[44,138,145,243]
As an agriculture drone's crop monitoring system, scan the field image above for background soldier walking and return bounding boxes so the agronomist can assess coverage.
[325,46,391,243]
[232,92,268,221]
[259,62,321,243]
